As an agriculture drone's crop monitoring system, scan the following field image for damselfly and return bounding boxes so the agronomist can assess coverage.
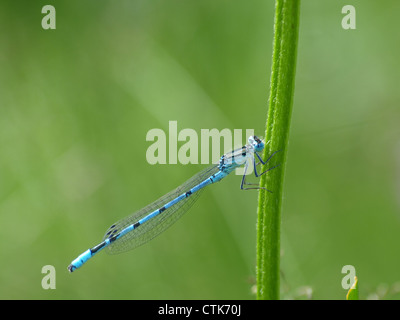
[68,136,279,272]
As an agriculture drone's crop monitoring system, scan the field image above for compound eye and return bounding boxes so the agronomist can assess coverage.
[254,138,264,152]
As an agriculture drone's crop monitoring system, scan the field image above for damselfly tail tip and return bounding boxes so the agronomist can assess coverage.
[67,264,76,273]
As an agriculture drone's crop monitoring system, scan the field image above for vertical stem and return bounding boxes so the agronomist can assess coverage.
[256,0,300,300]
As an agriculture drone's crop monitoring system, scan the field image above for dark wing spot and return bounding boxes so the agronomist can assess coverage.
[107,228,118,239]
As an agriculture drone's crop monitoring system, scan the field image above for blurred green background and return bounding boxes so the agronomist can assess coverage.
[0,1,399,299]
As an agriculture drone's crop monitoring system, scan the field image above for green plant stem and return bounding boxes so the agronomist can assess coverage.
[346,277,359,300]
[256,0,300,300]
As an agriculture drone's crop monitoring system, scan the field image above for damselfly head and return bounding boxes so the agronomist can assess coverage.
[249,136,264,152]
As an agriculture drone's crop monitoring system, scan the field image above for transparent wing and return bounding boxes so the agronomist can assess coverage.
[102,165,220,254]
